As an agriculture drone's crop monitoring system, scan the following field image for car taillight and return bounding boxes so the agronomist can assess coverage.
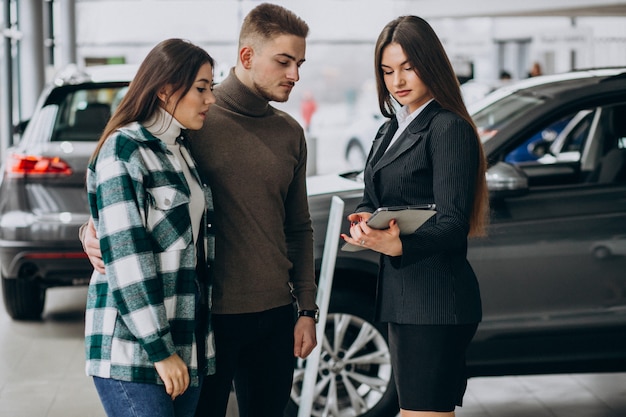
[7,154,73,175]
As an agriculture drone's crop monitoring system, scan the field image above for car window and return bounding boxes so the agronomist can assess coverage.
[587,103,626,183]
[557,111,594,154]
[504,103,626,187]
[504,115,573,164]
[472,93,545,143]
[606,104,626,150]
[532,110,595,164]
[51,85,127,142]
[506,110,591,187]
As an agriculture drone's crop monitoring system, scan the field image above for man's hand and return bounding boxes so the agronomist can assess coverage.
[154,353,189,400]
[294,316,317,358]
[81,218,105,274]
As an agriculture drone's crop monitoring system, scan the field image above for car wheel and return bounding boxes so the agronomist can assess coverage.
[1,276,46,320]
[345,140,367,171]
[592,246,612,259]
[285,292,398,417]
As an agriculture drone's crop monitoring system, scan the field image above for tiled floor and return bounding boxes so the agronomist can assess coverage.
[458,373,626,417]
[0,286,625,417]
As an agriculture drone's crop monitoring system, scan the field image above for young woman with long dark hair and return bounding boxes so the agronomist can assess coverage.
[85,38,217,417]
[342,16,489,417]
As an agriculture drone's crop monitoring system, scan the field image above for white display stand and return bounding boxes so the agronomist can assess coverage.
[297,196,345,417]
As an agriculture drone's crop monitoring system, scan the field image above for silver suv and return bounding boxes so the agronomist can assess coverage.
[0,65,134,320]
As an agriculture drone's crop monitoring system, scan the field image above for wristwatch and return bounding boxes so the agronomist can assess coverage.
[298,309,319,323]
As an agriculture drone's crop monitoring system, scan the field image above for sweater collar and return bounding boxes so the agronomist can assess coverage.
[143,107,185,146]
[216,68,271,117]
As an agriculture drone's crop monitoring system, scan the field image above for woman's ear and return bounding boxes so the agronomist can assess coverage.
[157,85,171,104]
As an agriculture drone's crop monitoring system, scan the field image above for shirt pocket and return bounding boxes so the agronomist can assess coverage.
[146,186,192,252]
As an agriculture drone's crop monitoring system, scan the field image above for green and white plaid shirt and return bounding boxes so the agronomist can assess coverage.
[85,122,215,386]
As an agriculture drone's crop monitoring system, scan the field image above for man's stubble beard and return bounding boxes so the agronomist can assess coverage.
[255,82,292,103]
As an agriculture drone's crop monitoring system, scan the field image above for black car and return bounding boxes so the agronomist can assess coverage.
[287,68,626,417]
[0,64,133,320]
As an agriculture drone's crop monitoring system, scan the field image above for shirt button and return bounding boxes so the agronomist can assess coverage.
[164,198,171,206]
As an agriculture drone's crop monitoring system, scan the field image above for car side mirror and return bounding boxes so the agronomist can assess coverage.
[487,162,529,199]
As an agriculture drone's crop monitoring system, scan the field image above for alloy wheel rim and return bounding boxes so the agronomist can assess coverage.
[291,312,392,417]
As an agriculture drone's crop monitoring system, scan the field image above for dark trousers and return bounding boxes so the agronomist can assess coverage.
[195,304,296,417]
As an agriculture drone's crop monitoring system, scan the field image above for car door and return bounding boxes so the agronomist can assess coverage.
[468,101,626,369]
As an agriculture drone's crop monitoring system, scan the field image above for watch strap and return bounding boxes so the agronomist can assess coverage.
[298,309,319,323]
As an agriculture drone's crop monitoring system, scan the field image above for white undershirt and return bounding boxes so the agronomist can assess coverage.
[144,108,204,244]
[385,99,434,154]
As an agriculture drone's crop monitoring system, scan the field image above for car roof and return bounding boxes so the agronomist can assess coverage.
[52,64,137,86]
[516,70,626,97]
[468,68,626,114]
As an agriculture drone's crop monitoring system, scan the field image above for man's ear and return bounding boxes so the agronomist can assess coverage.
[239,46,254,70]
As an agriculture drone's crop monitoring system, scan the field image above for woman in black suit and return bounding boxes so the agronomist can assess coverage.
[341,16,489,417]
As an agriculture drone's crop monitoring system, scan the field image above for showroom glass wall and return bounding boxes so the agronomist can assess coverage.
[1,0,626,170]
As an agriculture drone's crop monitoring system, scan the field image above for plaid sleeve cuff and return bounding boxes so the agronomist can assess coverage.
[143,334,176,363]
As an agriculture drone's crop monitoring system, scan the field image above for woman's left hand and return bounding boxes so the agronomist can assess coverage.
[341,217,403,256]
[154,353,189,400]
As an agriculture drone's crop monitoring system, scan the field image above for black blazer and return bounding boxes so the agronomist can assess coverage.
[357,101,482,325]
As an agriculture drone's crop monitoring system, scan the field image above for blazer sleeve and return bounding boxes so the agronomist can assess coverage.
[396,115,479,267]
[355,188,376,215]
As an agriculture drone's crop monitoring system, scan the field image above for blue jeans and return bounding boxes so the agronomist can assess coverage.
[93,376,203,417]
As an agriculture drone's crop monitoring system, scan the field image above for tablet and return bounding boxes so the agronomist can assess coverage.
[341,205,436,252]
[366,205,436,232]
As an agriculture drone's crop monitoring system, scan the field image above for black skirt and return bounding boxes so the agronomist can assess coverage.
[388,323,478,412]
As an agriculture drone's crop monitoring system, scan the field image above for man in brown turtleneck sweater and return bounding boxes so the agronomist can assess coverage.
[81,3,317,417]
[189,4,318,417]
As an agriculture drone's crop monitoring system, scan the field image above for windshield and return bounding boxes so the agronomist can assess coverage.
[20,82,128,144]
[50,84,127,142]
[471,93,545,143]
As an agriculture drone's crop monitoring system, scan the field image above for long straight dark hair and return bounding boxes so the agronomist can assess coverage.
[90,38,214,162]
[374,16,489,237]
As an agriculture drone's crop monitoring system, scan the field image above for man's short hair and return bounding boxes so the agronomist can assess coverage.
[239,3,309,48]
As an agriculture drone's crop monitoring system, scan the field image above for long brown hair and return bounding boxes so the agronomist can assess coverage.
[90,38,214,162]
[374,16,489,237]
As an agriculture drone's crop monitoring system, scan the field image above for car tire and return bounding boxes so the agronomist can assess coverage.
[285,291,399,417]
[1,276,46,320]
[345,140,367,171]
[592,246,611,259]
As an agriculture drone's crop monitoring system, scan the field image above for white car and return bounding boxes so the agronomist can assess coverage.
[590,235,626,259]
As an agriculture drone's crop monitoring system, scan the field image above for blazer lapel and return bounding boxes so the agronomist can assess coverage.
[369,119,398,162]
[373,101,442,172]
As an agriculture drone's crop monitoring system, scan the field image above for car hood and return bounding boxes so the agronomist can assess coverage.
[306,172,364,197]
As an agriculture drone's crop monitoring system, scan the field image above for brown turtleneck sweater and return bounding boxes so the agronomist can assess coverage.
[189,69,317,315]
